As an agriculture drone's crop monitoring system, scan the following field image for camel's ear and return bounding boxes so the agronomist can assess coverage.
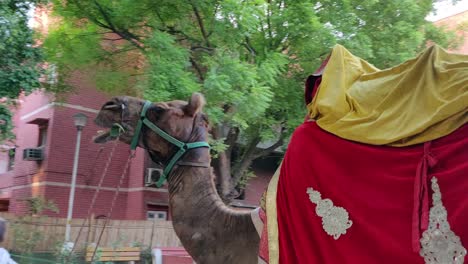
[184,93,205,117]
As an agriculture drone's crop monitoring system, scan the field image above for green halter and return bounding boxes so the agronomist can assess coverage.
[130,101,210,187]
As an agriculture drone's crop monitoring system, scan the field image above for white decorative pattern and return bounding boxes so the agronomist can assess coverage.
[420,177,467,264]
[306,187,352,239]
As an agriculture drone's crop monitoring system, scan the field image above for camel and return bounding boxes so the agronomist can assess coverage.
[93,93,260,264]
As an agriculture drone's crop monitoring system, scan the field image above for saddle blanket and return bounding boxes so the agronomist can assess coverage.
[259,121,468,263]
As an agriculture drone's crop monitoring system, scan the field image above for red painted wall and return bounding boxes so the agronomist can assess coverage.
[9,90,55,215]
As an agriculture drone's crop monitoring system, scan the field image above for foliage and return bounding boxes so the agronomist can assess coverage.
[0,103,14,143]
[237,170,257,190]
[24,196,59,215]
[10,197,59,255]
[0,0,45,98]
[43,0,460,198]
[208,137,228,159]
[131,241,153,264]
[0,0,47,143]
[53,247,83,264]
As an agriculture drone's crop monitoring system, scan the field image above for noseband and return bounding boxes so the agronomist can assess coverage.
[129,101,210,187]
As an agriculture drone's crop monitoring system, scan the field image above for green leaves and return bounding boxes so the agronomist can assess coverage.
[0,1,46,144]
[43,20,103,68]
[0,104,14,143]
[0,1,44,98]
[43,0,462,188]
[314,0,457,68]
[45,0,460,128]
[143,31,200,102]
[203,52,275,128]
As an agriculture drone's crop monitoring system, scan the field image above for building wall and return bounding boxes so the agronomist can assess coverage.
[242,169,273,207]
[434,10,468,54]
[231,156,279,208]
[0,170,14,200]
[9,90,55,215]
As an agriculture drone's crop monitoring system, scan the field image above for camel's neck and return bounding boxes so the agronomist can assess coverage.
[168,164,255,260]
[162,126,256,261]
[167,137,249,232]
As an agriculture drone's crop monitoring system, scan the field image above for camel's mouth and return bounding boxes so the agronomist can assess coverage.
[93,129,115,144]
[93,118,121,144]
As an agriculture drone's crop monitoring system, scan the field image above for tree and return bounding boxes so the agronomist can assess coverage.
[0,0,45,143]
[43,0,460,199]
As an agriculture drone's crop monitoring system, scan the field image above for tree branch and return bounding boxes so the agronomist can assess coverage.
[231,136,262,184]
[266,0,274,46]
[252,127,286,159]
[154,8,167,27]
[102,37,124,41]
[159,26,201,43]
[92,0,145,51]
[94,47,139,63]
[188,0,211,48]
[243,37,257,61]
[224,126,240,160]
[69,0,111,30]
[191,45,215,53]
[77,31,115,36]
[208,1,221,36]
[189,57,204,81]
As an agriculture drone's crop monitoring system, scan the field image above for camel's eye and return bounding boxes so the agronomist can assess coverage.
[147,106,165,120]
[152,106,165,114]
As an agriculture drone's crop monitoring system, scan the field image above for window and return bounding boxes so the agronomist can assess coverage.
[7,148,15,171]
[0,200,9,212]
[0,148,15,173]
[38,125,48,147]
[146,204,169,220]
[147,210,168,221]
[27,119,49,148]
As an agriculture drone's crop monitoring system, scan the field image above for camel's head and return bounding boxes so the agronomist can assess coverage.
[94,93,207,159]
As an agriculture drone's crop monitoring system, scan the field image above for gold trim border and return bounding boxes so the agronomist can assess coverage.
[266,162,282,264]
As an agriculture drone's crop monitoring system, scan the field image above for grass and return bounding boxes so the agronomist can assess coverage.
[11,252,57,264]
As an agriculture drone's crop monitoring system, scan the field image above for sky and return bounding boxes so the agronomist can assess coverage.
[426,0,468,21]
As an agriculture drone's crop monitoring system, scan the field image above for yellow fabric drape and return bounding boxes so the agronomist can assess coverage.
[308,45,468,146]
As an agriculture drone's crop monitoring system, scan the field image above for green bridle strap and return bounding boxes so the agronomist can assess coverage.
[130,101,152,150]
[130,101,210,187]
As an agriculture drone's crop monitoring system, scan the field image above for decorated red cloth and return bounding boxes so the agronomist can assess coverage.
[276,121,468,263]
[258,208,269,263]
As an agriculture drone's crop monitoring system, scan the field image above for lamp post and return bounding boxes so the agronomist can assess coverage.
[65,113,88,243]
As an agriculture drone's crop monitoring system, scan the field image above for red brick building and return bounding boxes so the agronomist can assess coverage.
[433,10,468,54]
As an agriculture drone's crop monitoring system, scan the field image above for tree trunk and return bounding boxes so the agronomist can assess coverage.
[232,136,261,184]
[212,124,285,200]
[215,151,233,199]
[232,128,285,188]
[211,124,234,200]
